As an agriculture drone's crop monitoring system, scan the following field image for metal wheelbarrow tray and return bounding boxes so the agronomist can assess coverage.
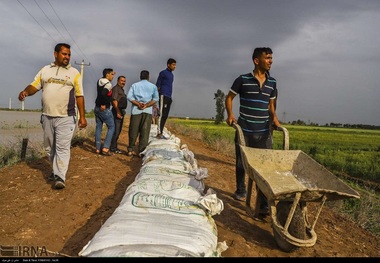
[233,123,360,252]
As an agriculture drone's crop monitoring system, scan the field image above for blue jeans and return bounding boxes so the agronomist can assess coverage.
[94,107,115,151]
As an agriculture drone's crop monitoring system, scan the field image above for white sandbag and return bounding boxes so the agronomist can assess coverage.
[197,188,224,216]
[142,137,181,152]
[135,165,205,193]
[141,158,194,172]
[79,178,223,257]
[140,161,208,181]
[182,149,198,170]
[149,124,173,140]
[142,148,199,171]
[141,148,185,166]
[79,127,227,258]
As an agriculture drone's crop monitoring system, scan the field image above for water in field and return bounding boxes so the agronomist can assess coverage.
[0,110,94,147]
[0,110,43,147]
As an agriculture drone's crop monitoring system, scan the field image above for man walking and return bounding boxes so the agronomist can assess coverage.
[18,43,87,189]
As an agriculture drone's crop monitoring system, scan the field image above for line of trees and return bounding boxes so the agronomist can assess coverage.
[289,120,380,130]
[212,90,380,130]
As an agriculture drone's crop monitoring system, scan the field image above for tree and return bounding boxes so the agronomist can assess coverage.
[214,89,225,124]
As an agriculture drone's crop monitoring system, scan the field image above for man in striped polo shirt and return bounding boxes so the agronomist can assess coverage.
[225,47,281,215]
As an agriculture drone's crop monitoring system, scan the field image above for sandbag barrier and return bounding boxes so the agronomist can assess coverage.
[79,125,228,257]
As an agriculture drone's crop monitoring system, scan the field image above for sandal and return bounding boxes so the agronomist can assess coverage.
[95,150,101,155]
[102,149,113,156]
[127,151,137,156]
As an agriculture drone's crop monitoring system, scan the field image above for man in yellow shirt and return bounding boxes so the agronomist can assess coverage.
[18,43,87,190]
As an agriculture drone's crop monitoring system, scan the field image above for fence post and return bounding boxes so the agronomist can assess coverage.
[21,138,28,161]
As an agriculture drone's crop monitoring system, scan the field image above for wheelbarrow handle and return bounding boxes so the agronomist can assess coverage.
[274,126,289,150]
[232,122,246,147]
[233,122,289,150]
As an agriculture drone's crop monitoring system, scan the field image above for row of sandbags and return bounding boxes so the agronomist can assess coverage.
[79,125,227,257]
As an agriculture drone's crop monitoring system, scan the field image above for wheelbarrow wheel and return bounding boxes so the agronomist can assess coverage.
[273,201,307,252]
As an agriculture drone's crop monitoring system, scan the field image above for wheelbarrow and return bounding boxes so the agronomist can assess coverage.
[233,123,360,252]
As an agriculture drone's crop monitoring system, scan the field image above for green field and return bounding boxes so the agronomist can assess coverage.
[168,118,380,183]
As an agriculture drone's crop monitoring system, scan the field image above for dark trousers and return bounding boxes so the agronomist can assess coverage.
[157,95,172,134]
[110,109,125,151]
[128,113,152,154]
[235,131,272,208]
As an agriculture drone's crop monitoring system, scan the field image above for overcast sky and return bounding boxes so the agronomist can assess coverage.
[1,0,379,125]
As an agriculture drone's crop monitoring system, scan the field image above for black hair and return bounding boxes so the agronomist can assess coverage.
[55,43,71,53]
[117,75,126,81]
[102,68,114,78]
[140,70,149,80]
[167,58,176,65]
[252,47,272,60]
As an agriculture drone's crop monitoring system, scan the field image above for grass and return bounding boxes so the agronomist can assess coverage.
[1,120,40,130]
[0,138,44,167]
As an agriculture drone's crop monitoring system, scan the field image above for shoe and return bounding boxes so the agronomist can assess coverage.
[156,133,162,139]
[114,149,123,154]
[259,206,270,216]
[232,192,246,202]
[127,151,137,156]
[55,177,65,189]
[101,149,113,156]
[259,207,269,217]
[159,135,168,139]
[48,173,57,181]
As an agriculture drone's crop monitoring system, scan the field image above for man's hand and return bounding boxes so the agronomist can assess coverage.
[18,90,28,101]
[78,118,87,129]
[226,115,237,126]
[138,102,146,109]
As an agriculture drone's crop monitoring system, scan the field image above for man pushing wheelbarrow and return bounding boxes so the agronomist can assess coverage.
[225,47,281,216]
[225,47,359,252]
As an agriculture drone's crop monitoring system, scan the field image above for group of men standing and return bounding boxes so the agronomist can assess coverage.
[94,59,177,158]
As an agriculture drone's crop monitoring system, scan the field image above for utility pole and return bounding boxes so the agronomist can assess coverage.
[74,60,90,120]
[9,97,11,109]
[75,59,91,83]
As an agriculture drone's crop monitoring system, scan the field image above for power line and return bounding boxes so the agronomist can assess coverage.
[45,0,98,83]
[17,0,97,83]
[46,0,90,63]
[33,0,68,42]
[16,0,58,42]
